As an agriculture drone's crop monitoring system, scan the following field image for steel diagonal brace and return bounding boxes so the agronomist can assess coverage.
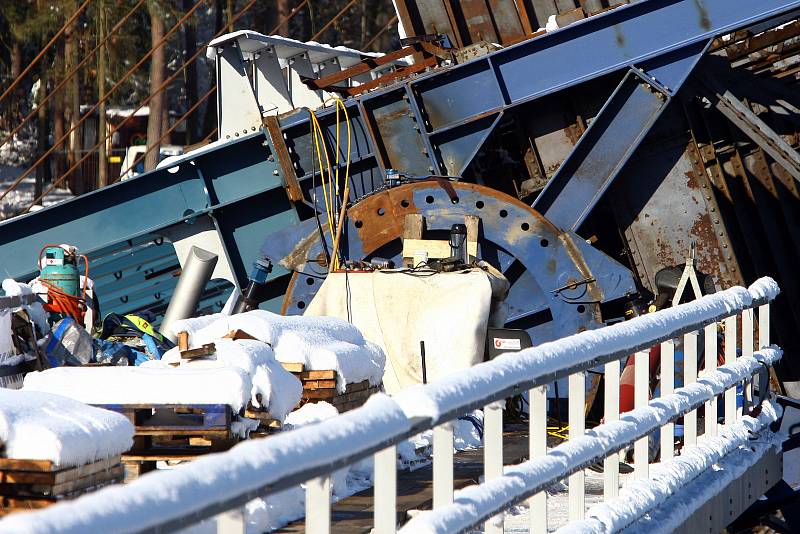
[699,68,800,183]
[532,40,711,232]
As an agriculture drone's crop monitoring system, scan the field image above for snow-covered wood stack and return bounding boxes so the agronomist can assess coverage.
[0,389,134,514]
[165,310,387,430]
[284,363,380,412]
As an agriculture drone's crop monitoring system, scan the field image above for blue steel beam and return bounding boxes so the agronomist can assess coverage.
[532,40,711,231]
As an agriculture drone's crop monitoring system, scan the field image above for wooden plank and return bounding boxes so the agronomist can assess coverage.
[303,389,338,400]
[1,466,125,497]
[177,331,189,351]
[297,370,336,380]
[222,329,258,341]
[180,343,216,359]
[123,450,206,462]
[133,428,230,437]
[303,380,337,390]
[345,380,370,393]
[0,456,121,484]
[0,458,55,472]
[281,362,305,373]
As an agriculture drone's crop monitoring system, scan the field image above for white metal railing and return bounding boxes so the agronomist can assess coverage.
[0,278,781,534]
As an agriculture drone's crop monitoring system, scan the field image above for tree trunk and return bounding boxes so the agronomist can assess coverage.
[97,0,108,188]
[278,0,289,36]
[9,41,22,128]
[35,70,51,204]
[145,1,166,172]
[64,0,81,192]
[182,0,198,144]
[226,0,234,32]
[201,0,226,140]
[53,43,65,183]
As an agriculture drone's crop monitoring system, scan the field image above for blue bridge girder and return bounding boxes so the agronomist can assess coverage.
[0,0,798,339]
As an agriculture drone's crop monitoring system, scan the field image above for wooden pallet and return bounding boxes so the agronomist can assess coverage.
[95,403,233,438]
[91,403,237,482]
[0,456,123,515]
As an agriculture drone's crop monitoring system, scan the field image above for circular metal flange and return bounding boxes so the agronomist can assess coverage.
[281,181,634,343]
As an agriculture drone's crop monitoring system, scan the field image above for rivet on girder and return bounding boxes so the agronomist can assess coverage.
[273,169,280,176]
[235,132,240,137]
[268,155,275,162]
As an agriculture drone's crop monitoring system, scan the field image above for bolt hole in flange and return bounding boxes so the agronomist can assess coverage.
[425,195,434,204]
[355,220,363,228]
[476,200,484,209]
[577,305,586,313]
[540,238,549,247]
[521,222,530,231]
[377,208,385,216]
[400,199,409,208]
[306,277,314,285]
[297,301,306,309]
[499,209,508,218]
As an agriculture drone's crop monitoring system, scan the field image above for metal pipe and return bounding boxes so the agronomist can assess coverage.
[160,246,218,341]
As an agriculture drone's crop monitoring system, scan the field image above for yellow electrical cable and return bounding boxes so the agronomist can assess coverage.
[308,99,352,272]
[329,98,351,271]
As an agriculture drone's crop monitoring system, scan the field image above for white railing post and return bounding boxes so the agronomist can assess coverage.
[604,360,620,498]
[530,385,548,534]
[306,475,331,534]
[568,372,585,520]
[659,341,674,461]
[433,422,454,508]
[484,401,504,534]
[634,351,649,479]
[216,507,245,534]
[758,303,771,400]
[684,332,698,447]
[759,303,770,348]
[742,308,754,409]
[374,445,397,534]
[704,322,718,439]
[724,315,737,425]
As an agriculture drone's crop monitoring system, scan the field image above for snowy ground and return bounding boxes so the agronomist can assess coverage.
[0,164,73,220]
[503,469,628,532]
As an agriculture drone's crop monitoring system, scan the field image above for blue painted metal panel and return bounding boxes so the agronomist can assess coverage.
[491,0,800,104]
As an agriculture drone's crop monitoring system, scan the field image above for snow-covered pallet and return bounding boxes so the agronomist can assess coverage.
[0,456,123,515]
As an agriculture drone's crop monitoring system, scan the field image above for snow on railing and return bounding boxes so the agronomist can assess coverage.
[0,278,781,534]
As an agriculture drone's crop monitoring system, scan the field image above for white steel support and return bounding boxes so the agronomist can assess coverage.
[484,401,504,534]
[568,372,585,520]
[529,386,548,534]
[684,332,698,447]
[374,446,397,534]
[216,507,245,534]
[634,351,649,479]
[305,475,331,534]
[724,315,737,425]
[603,360,621,498]
[433,422,454,508]
[659,341,674,460]
[704,322,718,439]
